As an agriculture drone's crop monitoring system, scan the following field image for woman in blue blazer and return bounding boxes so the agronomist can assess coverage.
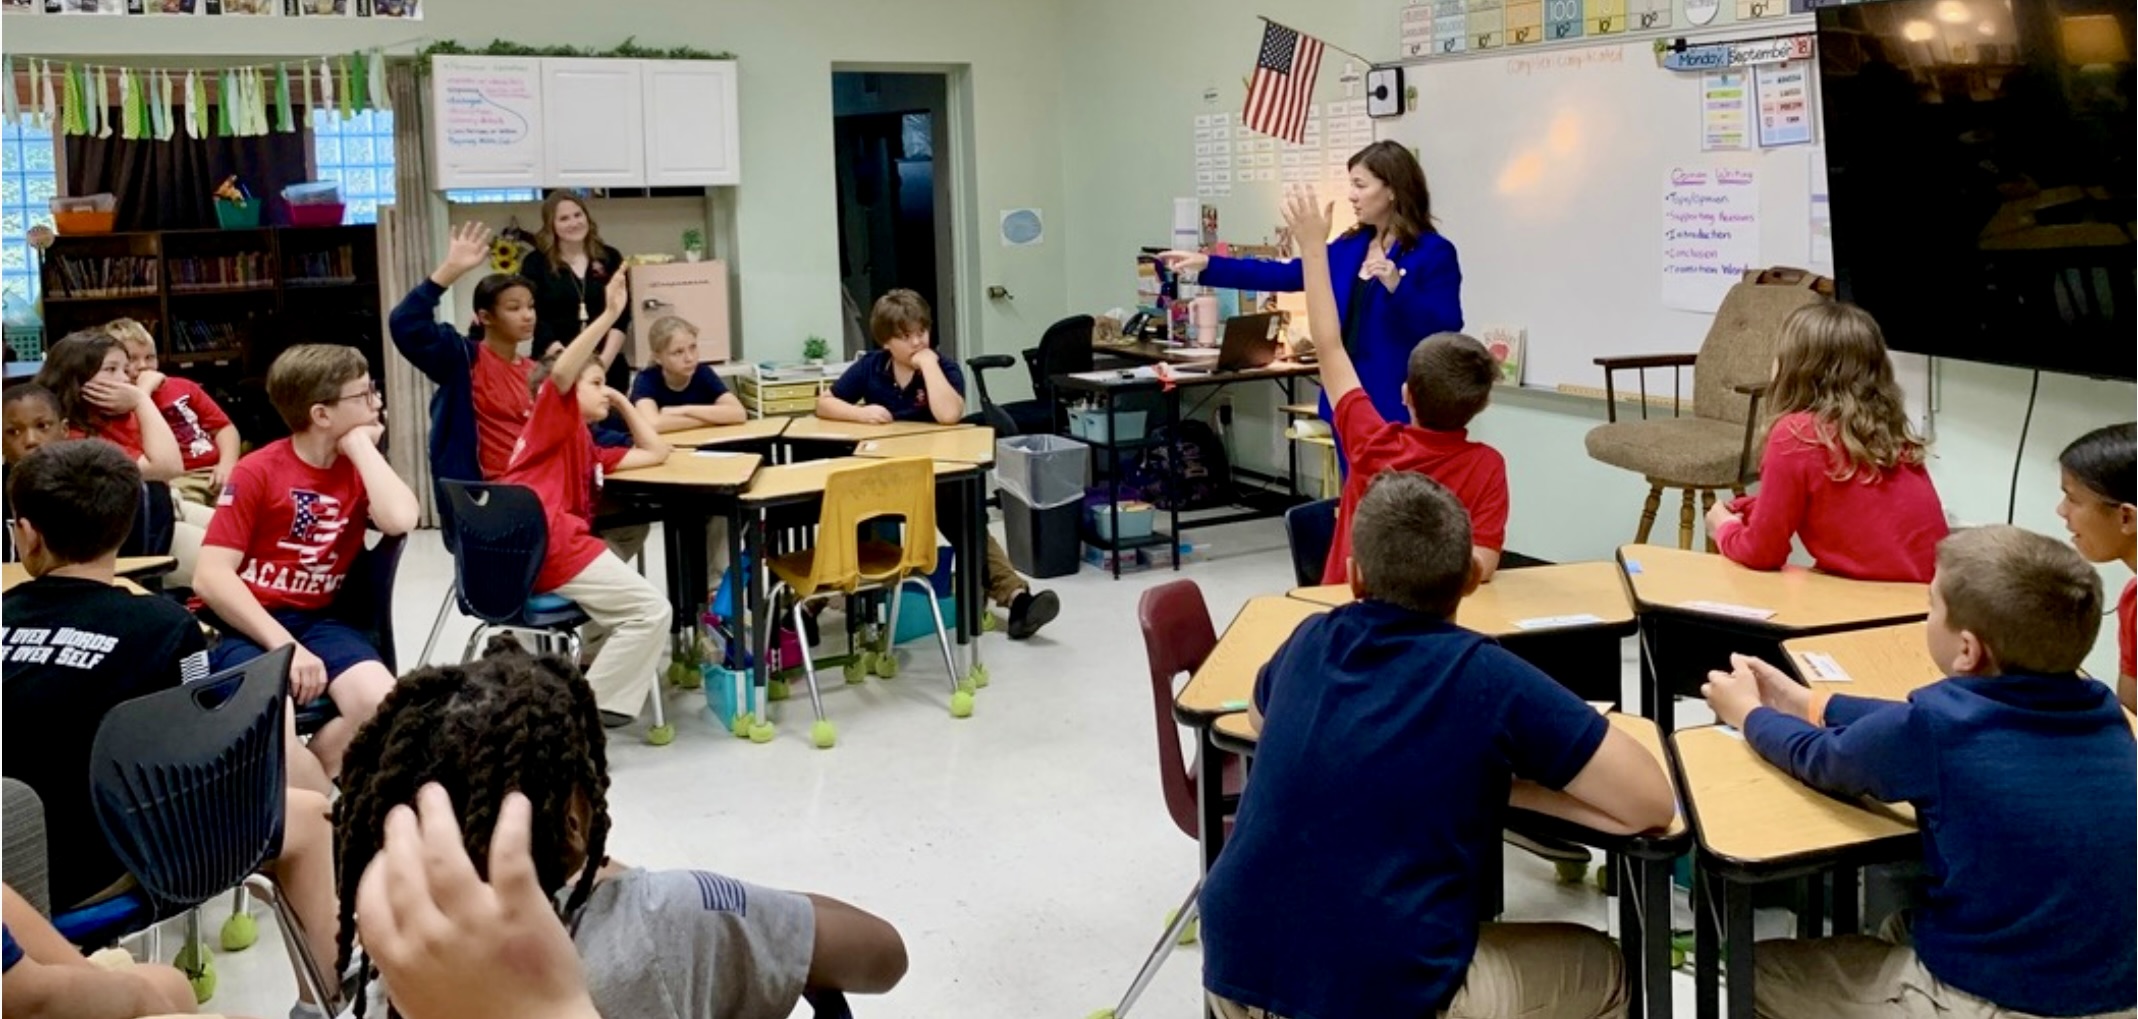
[1162,141,1464,437]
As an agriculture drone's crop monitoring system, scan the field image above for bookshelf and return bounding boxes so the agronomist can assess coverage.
[36,226,382,384]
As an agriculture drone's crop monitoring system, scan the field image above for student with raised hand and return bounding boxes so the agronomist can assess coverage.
[2054,421,2135,710]
[1283,185,1508,584]
[334,646,908,1019]
[32,329,183,483]
[1703,525,2135,1019]
[497,266,675,729]
[631,316,745,432]
[387,221,544,493]
[1201,470,1673,1019]
[1705,302,1947,582]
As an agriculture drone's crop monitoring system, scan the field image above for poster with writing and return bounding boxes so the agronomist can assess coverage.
[1754,60,1813,147]
[1626,0,1671,31]
[1701,69,1751,151]
[1434,0,1470,54]
[1402,1,1435,57]
[1469,0,1506,48]
[1585,0,1626,35]
[1506,0,1544,44]
[1544,0,1584,40]
[1662,165,1761,312]
[429,56,544,189]
[1807,146,1833,270]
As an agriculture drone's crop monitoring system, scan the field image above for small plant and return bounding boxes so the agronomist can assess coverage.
[681,227,705,253]
[802,335,831,363]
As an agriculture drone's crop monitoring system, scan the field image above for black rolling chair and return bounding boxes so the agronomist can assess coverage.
[965,315,1097,437]
[1283,498,1339,588]
[119,481,176,559]
[64,645,341,1009]
[964,354,1026,435]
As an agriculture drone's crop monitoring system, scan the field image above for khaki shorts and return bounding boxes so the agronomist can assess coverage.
[1755,929,2135,1019]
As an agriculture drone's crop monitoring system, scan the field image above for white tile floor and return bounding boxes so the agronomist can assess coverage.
[184,517,1793,1019]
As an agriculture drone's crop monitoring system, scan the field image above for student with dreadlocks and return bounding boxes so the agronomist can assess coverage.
[332,645,909,1019]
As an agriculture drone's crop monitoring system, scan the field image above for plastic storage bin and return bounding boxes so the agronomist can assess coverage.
[994,434,1089,509]
[214,199,261,229]
[1090,501,1157,542]
[1001,488,1083,579]
[287,203,346,227]
[51,194,117,235]
[1069,407,1148,444]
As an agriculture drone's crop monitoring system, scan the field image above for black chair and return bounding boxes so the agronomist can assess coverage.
[118,481,176,559]
[69,645,341,1009]
[966,315,1095,437]
[1283,498,1338,588]
[964,355,1025,435]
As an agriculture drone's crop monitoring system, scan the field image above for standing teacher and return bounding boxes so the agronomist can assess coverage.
[1161,140,1463,434]
[517,190,634,392]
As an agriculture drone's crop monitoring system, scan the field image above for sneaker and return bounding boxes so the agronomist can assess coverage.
[1006,590,1059,640]
[600,710,636,729]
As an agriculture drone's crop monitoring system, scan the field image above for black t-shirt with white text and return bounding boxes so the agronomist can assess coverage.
[2,576,208,908]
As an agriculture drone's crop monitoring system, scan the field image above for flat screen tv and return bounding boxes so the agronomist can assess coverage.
[1815,0,2134,380]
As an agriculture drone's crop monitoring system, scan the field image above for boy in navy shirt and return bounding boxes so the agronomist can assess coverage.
[1703,525,2135,1019]
[630,316,746,432]
[1201,471,1675,1019]
[816,290,1059,639]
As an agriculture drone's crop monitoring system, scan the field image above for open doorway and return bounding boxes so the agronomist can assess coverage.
[831,69,960,359]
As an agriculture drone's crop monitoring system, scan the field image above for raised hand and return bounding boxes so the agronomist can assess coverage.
[1281,186,1335,252]
[442,222,495,277]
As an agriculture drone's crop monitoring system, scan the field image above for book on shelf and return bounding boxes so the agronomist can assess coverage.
[48,255,159,298]
[169,320,244,355]
[285,245,360,286]
[168,252,275,291]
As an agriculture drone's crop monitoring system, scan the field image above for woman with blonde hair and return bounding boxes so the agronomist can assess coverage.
[1706,302,1948,582]
[516,191,633,390]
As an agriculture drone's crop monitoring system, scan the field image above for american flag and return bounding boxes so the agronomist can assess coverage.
[1243,21,1325,146]
[278,489,349,569]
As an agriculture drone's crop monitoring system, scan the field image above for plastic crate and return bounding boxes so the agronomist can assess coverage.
[1069,407,1148,444]
[4,327,44,362]
[214,199,262,230]
[287,202,346,228]
[1090,502,1157,541]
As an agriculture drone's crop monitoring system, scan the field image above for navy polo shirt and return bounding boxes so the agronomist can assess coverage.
[830,349,965,423]
[1200,599,1609,1018]
[630,364,731,409]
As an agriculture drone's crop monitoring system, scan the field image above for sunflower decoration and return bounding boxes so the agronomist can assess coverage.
[489,223,536,274]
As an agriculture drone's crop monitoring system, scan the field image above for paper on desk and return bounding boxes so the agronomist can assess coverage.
[1514,613,1607,631]
[694,449,744,458]
[1793,651,1852,683]
[1070,366,1162,382]
[1679,599,1777,621]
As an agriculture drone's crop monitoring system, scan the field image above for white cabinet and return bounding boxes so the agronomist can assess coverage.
[539,58,646,188]
[642,60,740,187]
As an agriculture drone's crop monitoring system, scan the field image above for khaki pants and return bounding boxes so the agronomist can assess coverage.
[553,536,672,717]
[167,481,215,590]
[1211,922,1628,1019]
[983,535,1027,608]
[1755,923,2134,1019]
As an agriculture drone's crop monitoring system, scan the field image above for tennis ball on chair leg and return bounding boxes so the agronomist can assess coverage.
[950,690,975,718]
[767,679,790,702]
[810,719,838,749]
[647,723,675,746]
[219,911,257,951]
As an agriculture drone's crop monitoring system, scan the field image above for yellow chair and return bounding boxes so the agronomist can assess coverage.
[764,457,967,748]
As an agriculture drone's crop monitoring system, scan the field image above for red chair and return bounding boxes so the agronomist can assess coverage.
[1094,580,1245,1019]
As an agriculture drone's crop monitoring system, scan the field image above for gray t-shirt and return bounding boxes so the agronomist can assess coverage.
[571,868,816,1019]
[347,868,815,1019]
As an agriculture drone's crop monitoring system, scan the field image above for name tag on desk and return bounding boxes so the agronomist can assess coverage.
[1513,613,1606,631]
[856,441,880,453]
[694,450,744,459]
[1678,599,1777,621]
[1792,651,1853,683]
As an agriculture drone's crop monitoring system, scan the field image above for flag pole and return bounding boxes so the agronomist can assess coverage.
[1256,15,1376,66]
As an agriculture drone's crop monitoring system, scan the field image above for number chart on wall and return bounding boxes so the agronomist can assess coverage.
[1396,0,1819,58]
[1374,30,1827,392]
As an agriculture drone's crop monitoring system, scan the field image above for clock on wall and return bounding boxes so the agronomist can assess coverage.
[1366,66,1405,119]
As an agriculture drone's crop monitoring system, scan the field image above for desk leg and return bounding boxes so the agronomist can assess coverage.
[726,504,756,723]
[1640,623,1674,731]
[957,474,985,686]
[1694,864,1719,1019]
[1642,854,1675,1019]
[1725,879,1755,1019]
[1282,376,1298,501]
[1798,874,1826,939]
[1619,854,1644,1019]
[1167,387,1181,572]
[748,511,772,723]
[1832,868,1861,935]
[1196,725,1226,874]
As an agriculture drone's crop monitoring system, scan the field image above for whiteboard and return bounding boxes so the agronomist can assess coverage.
[1378,32,1824,392]
[430,56,545,190]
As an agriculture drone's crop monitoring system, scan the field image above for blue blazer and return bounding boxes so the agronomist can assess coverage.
[1200,228,1464,426]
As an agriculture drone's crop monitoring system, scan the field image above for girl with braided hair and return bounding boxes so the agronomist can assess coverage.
[331,645,908,1019]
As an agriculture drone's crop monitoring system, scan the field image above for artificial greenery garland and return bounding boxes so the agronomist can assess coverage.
[418,38,735,62]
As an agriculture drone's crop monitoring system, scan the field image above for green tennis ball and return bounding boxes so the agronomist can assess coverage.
[748,721,777,743]
[218,913,257,951]
[950,690,975,718]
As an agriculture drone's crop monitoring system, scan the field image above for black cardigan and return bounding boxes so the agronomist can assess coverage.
[518,244,633,391]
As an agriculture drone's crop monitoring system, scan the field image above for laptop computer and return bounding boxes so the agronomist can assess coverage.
[1214,312,1282,371]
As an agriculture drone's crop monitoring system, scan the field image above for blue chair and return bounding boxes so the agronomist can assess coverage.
[440,480,673,744]
[57,645,339,1008]
[1283,498,1338,588]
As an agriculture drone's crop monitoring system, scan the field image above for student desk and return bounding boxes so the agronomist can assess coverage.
[1781,623,1945,702]
[1054,361,1321,577]
[0,556,174,593]
[1211,710,1690,1019]
[606,451,764,699]
[663,417,792,450]
[1672,724,1920,1019]
[852,427,996,685]
[1617,545,1929,730]
[739,457,988,706]
[780,417,969,449]
[1288,562,1637,705]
